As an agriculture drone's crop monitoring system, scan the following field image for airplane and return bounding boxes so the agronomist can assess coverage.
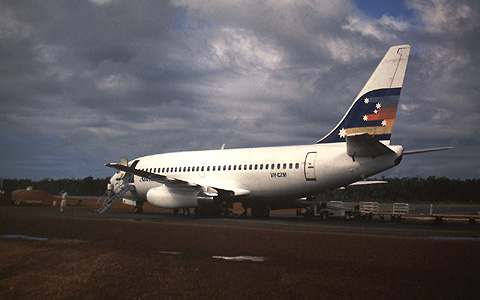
[103,44,451,218]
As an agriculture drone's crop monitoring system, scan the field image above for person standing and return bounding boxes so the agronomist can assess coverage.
[59,190,68,212]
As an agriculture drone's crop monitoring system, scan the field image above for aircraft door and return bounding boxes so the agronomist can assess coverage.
[304,152,317,181]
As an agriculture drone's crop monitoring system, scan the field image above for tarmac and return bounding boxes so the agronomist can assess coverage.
[1,205,480,299]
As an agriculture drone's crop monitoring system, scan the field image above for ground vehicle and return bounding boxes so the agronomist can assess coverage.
[299,201,356,220]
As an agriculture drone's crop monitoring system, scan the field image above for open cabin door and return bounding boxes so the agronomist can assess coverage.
[304,152,317,181]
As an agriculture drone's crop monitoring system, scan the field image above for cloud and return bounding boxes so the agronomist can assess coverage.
[0,0,479,180]
[406,0,479,34]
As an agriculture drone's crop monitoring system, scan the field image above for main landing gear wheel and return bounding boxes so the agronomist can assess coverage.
[319,211,328,221]
[251,203,270,219]
[173,208,190,216]
[344,211,352,221]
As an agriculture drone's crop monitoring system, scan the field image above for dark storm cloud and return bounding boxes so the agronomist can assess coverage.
[0,0,478,180]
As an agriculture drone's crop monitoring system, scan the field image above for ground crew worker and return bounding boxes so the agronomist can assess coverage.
[59,190,68,212]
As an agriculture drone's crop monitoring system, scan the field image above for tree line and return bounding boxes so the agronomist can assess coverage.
[1,176,479,204]
[317,177,480,204]
[1,177,109,197]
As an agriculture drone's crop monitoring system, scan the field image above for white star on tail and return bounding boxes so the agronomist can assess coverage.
[338,128,347,138]
[364,98,369,104]
[376,103,382,109]
[363,115,368,121]
[381,120,387,126]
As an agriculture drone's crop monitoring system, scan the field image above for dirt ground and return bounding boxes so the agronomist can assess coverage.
[1,206,480,300]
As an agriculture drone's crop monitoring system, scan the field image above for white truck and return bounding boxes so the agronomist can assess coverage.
[299,201,356,220]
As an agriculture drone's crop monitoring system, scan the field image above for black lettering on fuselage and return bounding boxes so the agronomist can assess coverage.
[270,172,287,178]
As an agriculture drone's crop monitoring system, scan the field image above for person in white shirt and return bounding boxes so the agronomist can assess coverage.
[59,190,68,212]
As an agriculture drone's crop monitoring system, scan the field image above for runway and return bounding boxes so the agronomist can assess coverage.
[1,206,479,299]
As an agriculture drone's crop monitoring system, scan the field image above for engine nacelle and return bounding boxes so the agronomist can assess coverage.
[146,185,200,209]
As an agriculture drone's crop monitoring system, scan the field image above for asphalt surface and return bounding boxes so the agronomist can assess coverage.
[1,206,480,300]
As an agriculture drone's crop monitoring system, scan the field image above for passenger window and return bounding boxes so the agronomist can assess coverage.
[265,164,268,170]
[228,165,231,171]
[207,166,210,171]
[238,165,242,170]
[295,163,299,169]
[244,164,248,170]
[283,163,287,169]
[223,165,226,171]
[213,166,216,171]
[162,168,165,173]
[260,164,263,170]
[277,163,281,169]
[233,165,236,171]
[289,163,293,169]
[249,165,253,170]
[196,166,200,172]
[201,166,204,172]
[187,167,191,172]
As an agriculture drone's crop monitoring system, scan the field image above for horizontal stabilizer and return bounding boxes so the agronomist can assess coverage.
[346,133,395,158]
[404,147,453,155]
[349,180,388,186]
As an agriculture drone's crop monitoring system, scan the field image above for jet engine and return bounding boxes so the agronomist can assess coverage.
[146,185,200,209]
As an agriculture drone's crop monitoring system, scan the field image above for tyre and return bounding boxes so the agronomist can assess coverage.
[319,211,328,221]
[251,203,270,219]
[344,212,352,221]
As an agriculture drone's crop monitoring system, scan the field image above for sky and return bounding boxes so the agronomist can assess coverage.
[1,0,479,180]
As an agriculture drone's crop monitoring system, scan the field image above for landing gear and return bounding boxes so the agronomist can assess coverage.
[173,208,190,216]
[133,205,143,214]
[319,211,328,221]
[251,203,270,219]
[197,205,222,218]
[241,200,249,218]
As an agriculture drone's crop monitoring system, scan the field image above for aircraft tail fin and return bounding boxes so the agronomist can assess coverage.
[317,44,411,144]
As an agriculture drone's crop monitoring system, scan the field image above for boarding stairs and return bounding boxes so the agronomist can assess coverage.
[97,180,134,213]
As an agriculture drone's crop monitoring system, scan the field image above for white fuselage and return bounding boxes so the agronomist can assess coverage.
[106,45,412,212]
[121,143,403,208]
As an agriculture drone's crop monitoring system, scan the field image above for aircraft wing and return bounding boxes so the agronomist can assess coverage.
[106,163,191,185]
[346,133,394,157]
[105,163,250,197]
